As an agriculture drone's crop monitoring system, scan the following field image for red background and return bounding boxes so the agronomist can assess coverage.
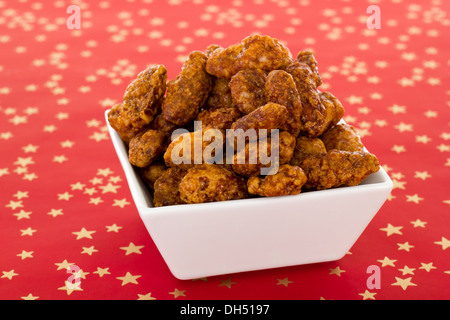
[0,0,449,300]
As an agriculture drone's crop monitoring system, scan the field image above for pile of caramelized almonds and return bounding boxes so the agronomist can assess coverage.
[108,35,379,207]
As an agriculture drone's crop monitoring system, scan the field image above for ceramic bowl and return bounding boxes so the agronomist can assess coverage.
[105,110,392,280]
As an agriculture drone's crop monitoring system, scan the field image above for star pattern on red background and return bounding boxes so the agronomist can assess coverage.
[0,0,449,300]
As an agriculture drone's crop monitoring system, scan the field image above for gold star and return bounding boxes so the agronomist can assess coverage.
[388,104,406,114]
[0,168,10,177]
[434,237,450,250]
[60,140,75,148]
[391,172,405,180]
[391,145,406,154]
[406,194,424,204]
[276,277,293,287]
[93,267,111,277]
[169,288,186,298]
[9,115,28,125]
[377,256,397,267]
[358,290,376,300]
[394,122,413,132]
[410,219,427,228]
[20,227,37,236]
[370,92,383,100]
[419,262,436,272]
[192,277,208,282]
[55,260,74,271]
[113,198,130,208]
[357,106,371,114]
[427,77,441,85]
[329,266,345,276]
[78,269,90,279]
[398,265,415,275]
[23,173,38,181]
[343,115,357,123]
[72,227,96,240]
[89,132,109,142]
[424,110,438,118]
[83,187,97,195]
[57,192,73,201]
[97,168,113,176]
[401,52,417,61]
[55,112,69,120]
[106,224,122,232]
[14,166,28,175]
[423,60,439,69]
[137,293,157,300]
[32,58,45,67]
[70,182,85,190]
[380,224,403,236]
[0,132,13,140]
[13,209,32,220]
[3,106,15,113]
[398,77,415,87]
[89,197,103,205]
[1,269,19,280]
[367,76,380,84]
[415,135,432,144]
[13,190,29,199]
[98,98,117,108]
[22,144,39,153]
[355,128,370,138]
[86,119,101,127]
[43,125,57,133]
[120,242,144,255]
[58,280,83,295]
[397,242,414,252]
[47,208,63,218]
[21,293,39,300]
[53,155,68,163]
[25,84,38,92]
[5,200,23,210]
[414,171,431,180]
[219,278,237,288]
[425,47,438,54]
[89,177,103,185]
[392,179,407,190]
[17,250,34,260]
[99,183,120,194]
[109,176,122,183]
[440,132,450,140]
[116,272,141,286]
[391,277,417,290]
[14,157,34,167]
[78,86,91,93]
[346,95,363,105]
[81,246,98,255]
[57,98,70,105]
[375,60,388,68]
[436,144,450,152]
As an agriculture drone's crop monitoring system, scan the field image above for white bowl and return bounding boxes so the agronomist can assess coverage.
[105,110,393,280]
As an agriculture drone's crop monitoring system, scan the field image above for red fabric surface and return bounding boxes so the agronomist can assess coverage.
[1,0,449,300]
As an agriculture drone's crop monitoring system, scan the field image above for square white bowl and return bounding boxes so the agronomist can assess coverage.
[105,110,393,280]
